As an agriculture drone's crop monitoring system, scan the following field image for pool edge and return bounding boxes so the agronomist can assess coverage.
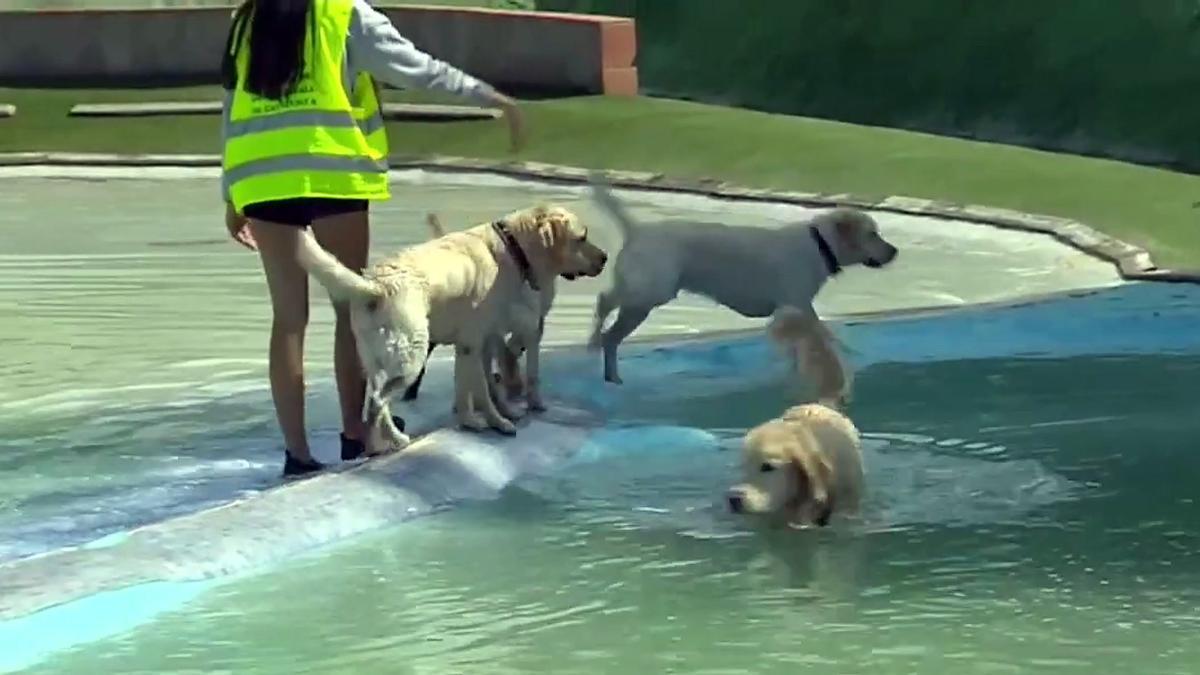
[0,152,1187,284]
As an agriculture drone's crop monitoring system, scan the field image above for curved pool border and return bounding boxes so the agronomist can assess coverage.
[0,151,1190,284]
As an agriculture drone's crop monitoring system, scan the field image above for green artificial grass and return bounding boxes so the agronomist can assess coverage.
[3,87,1199,269]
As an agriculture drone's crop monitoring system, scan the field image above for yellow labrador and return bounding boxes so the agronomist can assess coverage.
[297,205,606,455]
[727,403,864,528]
[405,212,606,413]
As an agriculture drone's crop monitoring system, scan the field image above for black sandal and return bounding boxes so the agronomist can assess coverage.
[340,416,407,461]
[282,451,326,478]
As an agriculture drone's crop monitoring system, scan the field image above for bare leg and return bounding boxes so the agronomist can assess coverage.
[312,211,370,442]
[249,221,312,460]
[601,305,651,384]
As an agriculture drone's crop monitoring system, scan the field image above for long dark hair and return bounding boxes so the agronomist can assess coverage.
[220,0,314,99]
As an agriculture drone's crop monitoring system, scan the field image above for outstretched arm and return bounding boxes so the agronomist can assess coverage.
[347,0,524,149]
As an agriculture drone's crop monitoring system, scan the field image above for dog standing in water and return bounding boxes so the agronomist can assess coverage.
[728,308,865,528]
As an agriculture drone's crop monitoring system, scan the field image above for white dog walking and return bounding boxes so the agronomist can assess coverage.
[588,175,898,401]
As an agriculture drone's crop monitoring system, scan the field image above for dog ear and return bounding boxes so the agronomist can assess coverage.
[788,435,833,525]
[809,453,835,526]
[832,209,863,250]
[538,210,571,262]
[789,455,813,506]
[537,216,557,249]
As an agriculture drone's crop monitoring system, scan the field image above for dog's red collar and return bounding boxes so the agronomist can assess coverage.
[492,220,540,291]
[810,227,841,276]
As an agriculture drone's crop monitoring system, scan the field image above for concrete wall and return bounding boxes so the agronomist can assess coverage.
[0,5,637,95]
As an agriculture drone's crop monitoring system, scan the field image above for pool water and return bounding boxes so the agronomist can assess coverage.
[8,282,1200,674]
[4,171,1194,673]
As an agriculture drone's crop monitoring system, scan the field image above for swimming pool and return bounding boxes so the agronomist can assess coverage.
[8,170,1196,673]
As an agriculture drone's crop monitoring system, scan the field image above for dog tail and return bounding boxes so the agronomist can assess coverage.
[769,307,853,409]
[426,212,447,238]
[589,171,638,241]
[296,229,384,301]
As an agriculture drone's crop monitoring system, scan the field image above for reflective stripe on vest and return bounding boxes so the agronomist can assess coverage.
[222,0,389,211]
[223,154,389,187]
[225,109,386,140]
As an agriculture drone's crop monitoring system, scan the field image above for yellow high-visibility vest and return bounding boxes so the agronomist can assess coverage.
[223,0,389,211]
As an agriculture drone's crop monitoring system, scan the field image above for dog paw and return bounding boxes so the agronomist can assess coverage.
[490,390,521,420]
[491,417,518,436]
[497,402,523,421]
[526,392,547,413]
[368,425,410,456]
[458,412,490,432]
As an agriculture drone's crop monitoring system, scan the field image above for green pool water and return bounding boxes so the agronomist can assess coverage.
[6,170,1191,674]
[23,345,1200,675]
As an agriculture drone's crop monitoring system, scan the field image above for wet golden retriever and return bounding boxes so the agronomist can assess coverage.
[727,403,864,528]
[727,296,865,527]
[297,205,607,455]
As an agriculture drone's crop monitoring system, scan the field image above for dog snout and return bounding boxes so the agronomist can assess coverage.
[865,244,898,268]
[590,251,609,276]
[815,502,833,527]
[727,489,746,513]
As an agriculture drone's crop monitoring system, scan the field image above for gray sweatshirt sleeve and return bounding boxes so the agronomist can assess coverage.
[347,0,500,107]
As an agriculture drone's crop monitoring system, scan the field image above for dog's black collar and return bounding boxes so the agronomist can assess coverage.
[492,220,539,291]
[810,227,841,276]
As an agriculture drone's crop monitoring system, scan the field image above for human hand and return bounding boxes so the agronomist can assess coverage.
[493,94,526,153]
[225,203,256,251]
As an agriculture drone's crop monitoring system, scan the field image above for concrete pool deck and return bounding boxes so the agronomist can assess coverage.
[0,153,1137,411]
[0,156,1130,411]
[0,151,1175,282]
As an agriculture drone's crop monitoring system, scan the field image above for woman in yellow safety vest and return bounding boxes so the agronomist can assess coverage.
[220,0,524,477]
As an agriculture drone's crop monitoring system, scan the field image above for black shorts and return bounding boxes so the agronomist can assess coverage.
[242,197,368,227]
